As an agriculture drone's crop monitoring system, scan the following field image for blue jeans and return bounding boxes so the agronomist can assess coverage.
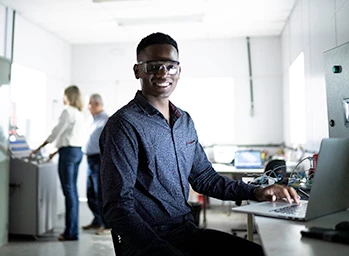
[58,146,82,240]
[86,154,108,227]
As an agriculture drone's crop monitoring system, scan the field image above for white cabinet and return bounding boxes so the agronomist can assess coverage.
[9,158,58,236]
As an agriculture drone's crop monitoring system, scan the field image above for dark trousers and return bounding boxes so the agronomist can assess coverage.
[58,146,82,240]
[114,217,264,256]
[86,154,108,227]
[164,225,264,256]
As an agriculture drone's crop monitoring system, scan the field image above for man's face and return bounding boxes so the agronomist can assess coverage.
[88,99,98,115]
[134,44,181,100]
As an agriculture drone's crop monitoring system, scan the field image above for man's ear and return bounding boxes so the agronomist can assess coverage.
[133,64,140,79]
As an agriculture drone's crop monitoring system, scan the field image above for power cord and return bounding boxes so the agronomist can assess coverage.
[288,156,314,190]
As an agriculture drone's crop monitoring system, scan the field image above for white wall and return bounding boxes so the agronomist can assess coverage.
[72,36,284,146]
[0,5,5,58]
[281,0,349,151]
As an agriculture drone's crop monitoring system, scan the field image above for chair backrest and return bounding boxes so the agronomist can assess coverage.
[111,230,122,255]
[264,159,286,179]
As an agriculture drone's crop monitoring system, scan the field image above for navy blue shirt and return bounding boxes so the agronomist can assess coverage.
[99,90,257,251]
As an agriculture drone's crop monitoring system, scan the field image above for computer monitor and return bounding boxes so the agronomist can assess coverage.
[324,41,349,138]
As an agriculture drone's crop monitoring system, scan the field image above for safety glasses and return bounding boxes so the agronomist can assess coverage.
[137,60,180,75]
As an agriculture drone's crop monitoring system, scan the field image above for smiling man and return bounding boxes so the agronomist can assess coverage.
[99,32,298,256]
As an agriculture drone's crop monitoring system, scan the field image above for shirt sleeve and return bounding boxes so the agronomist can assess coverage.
[189,140,258,201]
[46,109,69,143]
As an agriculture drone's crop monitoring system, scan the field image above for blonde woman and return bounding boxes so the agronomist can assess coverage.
[31,85,85,241]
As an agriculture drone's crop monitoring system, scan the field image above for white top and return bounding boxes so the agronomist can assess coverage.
[46,105,85,149]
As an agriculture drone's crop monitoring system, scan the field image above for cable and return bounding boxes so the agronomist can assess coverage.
[250,165,287,185]
[287,156,314,190]
[250,156,314,188]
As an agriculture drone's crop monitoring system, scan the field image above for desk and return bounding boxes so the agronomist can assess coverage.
[212,162,301,241]
[212,163,265,184]
[212,162,298,176]
[254,210,349,256]
[212,163,264,176]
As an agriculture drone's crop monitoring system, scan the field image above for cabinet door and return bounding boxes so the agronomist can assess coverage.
[0,56,11,245]
[37,163,58,234]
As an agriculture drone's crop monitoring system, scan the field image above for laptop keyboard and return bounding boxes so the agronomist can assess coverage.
[269,202,308,216]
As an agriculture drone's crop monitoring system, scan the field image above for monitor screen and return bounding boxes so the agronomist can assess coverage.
[234,150,263,169]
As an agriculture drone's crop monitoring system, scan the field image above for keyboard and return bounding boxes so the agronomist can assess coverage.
[269,202,308,216]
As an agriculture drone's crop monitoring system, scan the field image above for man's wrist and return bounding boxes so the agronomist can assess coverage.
[252,185,267,201]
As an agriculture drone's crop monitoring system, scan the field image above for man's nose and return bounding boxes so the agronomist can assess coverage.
[157,65,168,76]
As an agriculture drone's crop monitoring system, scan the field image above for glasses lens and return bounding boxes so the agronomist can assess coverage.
[144,61,179,75]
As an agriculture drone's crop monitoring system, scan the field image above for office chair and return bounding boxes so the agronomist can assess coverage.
[264,159,287,184]
[111,230,122,255]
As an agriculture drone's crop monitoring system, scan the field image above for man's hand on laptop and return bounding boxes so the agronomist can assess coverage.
[253,184,300,204]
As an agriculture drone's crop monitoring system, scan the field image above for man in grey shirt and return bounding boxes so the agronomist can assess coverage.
[83,94,110,235]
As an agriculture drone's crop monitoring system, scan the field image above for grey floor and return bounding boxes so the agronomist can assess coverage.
[0,200,261,256]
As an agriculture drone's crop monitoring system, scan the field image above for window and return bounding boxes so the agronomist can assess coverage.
[10,63,48,148]
[289,52,306,145]
[171,77,235,146]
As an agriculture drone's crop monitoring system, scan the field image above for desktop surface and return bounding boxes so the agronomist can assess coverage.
[212,163,264,174]
[255,209,349,256]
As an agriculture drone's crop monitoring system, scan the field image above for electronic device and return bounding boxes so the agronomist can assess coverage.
[234,150,264,169]
[301,223,349,245]
[232,138,349,221]
[335,221,349,231]
[324,41,349,139]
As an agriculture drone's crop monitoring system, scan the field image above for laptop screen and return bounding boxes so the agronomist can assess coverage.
[234,150,264,169]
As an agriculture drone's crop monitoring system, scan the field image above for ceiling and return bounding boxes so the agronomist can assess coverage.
[0,0,296,45]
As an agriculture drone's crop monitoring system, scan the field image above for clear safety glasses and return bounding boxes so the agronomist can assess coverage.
[138,60,180,75]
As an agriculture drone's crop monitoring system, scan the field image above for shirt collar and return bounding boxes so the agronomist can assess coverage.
[134,90,182,120]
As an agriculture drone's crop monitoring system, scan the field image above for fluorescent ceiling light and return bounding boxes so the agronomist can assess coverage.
[93,0,140,2]
[118,14,203,26]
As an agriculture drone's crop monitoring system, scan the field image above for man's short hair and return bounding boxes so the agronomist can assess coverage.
[136,32,178,56]
[90,93,103,106]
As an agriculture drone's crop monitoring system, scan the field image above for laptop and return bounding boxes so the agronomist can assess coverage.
[234,150,264,169]
[232,138,349,221]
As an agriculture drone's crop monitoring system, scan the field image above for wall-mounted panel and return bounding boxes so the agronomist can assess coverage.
[324,41,349,139]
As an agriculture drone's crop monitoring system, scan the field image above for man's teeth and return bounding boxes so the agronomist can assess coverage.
[157,82,169,87]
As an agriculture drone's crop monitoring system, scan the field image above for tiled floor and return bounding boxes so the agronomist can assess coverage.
[0,200,260,256]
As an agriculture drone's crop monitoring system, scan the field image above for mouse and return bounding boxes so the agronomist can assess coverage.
[335,221,349,231]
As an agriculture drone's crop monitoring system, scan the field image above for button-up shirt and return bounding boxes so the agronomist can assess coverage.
[84,110,109,155]
[100,90,257,251]
[46,105,85,149]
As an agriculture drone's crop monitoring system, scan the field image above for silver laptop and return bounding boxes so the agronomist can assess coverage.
[232,138,349,221]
